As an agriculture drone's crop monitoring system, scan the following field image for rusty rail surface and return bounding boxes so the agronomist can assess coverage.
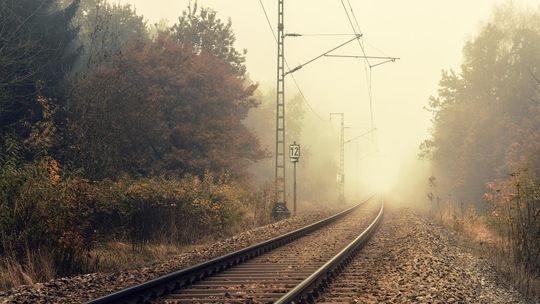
[275,196,384,303]
[86,196,374,304]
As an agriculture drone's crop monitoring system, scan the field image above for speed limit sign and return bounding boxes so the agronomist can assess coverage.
[289,144,300,162]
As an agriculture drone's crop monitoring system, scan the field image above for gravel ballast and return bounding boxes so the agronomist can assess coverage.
[2,200,534,304]
[157,199,381,303]
[0,207,341,304]
[318,202,532,304]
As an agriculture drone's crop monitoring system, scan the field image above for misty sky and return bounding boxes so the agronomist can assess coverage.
[119,0,540,193]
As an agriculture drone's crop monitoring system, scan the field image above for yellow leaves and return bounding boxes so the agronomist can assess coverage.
[127,182,151,197]
[34,157,62,185]
[49,159,61,184]
[23,95,58,156]
[1,161,249,269]
[116,174,244,230]
[0,158,96,272]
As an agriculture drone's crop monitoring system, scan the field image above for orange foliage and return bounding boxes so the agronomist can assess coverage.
[71,33,263,180]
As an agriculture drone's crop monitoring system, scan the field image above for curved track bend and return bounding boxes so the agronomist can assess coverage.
[87,196,383,304]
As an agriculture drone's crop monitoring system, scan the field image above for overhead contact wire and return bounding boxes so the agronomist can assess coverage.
[340,0,377,146]
[258,0,327,122]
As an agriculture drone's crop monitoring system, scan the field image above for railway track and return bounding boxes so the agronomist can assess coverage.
[87,196,383,304]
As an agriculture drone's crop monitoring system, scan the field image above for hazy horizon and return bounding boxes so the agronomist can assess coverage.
[118,0,540,198]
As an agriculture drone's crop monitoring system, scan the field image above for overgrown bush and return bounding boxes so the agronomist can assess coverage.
[485,170,540,277]
[0,152,251,275]
[427,170,540,299]
[0,154,92,273]
[89,174,247,247]
[0,67,268,290]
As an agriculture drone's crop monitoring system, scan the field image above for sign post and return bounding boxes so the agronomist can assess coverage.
[289,142,300,216]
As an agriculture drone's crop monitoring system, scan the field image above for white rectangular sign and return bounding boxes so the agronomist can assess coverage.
[289,144,300,162]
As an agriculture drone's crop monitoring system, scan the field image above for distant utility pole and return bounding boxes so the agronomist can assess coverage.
[355,141,360,198]
[344,127,377,198]
[324,54,399,151]
[272,0,290,219]
[330,113,345,204]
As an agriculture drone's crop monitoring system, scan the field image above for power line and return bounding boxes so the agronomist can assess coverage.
[340,0,370,67]
[258,0,326,122]
[289,74,326,121]
[345,128,377,144]
[339,1,378,136]
[338,0,371,89]
[324,54,399,61]
[347,0,364,42]
[342,2,399,154]
[286,33,356,37]
[259,0,277,41]
[285,35,362,76]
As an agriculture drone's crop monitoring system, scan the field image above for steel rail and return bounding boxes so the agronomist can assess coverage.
[275,196,384,304]
[86,196,374,304]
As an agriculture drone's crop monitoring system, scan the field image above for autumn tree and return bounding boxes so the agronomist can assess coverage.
[69,0,148,72]
[0,0,79,136]
[421,4,540,204]
[70,34,263,180]
[170,2,247,77]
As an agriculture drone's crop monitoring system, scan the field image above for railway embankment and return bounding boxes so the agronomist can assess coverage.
[0,208,339,304]
[318,203,531,304]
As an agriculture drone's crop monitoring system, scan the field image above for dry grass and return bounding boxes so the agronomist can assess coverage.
[437,207,502,245]
[0,249,56,291]
[0,186,275,292]
[0,242,199,291]
[473,239,540,302]
[434,206,540,302]
[87,242,200,273]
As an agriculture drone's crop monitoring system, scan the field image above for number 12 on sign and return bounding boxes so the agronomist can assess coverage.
[290,144,300,162]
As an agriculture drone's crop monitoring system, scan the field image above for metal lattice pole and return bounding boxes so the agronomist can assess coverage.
[272,0,290,218]
[330,113,345,203]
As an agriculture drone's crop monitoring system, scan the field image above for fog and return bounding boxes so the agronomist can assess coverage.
[120,0,540,206]
[3,0,540,294]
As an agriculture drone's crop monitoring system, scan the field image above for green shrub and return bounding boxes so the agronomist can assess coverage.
[0,148,250,275]
[91,173,247,247]
[0,154,92,273]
